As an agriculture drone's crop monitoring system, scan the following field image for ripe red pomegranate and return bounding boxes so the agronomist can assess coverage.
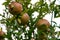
[36,19,50,30]
[8,1,23,15]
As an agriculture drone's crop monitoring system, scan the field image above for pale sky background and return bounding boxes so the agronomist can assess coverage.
[0,0,60,33]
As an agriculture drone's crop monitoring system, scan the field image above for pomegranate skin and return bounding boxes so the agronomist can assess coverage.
[8,1,23,15]
[0,31,5,40]
[21,13,30,25]
[36,19,50,30]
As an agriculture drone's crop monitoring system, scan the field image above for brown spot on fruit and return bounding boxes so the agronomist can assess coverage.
[8,1,23,15]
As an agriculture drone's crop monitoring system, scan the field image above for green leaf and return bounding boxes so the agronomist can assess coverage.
[0,14,2,16]
[54,9,58,18]
[54,6,60,18]
[2,2,9,6]
[6,0,11,2]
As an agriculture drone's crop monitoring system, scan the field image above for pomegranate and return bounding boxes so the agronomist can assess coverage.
[0,30,5,40]
[36,19,50,30]
[8,1,23,15]
[21,13,30,25]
